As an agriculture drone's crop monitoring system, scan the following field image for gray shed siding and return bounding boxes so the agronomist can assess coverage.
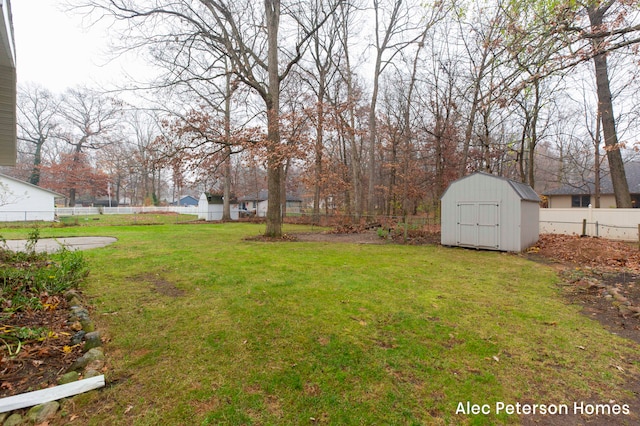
[440,172,540,252]
[520,199,540,249]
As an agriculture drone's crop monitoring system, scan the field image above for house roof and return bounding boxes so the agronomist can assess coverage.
[237,190,302,203]
[0,172,65,197]
[543,161,640,196]
[442,171,540,202]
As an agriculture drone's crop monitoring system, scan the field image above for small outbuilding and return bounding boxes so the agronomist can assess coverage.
[197,193,239,221]
[440,172,540,252]
[237,190,303,218]
[0,173,63,221]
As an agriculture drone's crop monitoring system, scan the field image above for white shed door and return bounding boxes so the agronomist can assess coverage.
[456,202,500,249]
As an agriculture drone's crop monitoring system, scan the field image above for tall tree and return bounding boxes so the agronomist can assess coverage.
[586,1,632,207]
[81,0,341,236]
[366,0,445,214]
[57,87,122,206]
[16,85,60,186]
[503,0,640,204]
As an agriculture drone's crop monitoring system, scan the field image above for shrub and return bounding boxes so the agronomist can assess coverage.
[0,244,88,313]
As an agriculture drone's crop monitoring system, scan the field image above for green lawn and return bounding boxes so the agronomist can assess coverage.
[2,222,638,425]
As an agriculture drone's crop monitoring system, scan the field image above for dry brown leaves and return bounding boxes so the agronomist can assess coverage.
[530,234,640,272]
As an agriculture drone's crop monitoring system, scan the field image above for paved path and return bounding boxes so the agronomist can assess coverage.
[3,237,118,253]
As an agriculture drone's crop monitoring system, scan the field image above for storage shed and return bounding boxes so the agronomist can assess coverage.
[0,173,63,221]
[197,193,239,221]
[440,172,540,252]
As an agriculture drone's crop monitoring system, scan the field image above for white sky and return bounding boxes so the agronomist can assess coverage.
[12,0,130,92]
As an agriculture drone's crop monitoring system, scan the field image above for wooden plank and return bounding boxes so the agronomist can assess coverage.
[0,375,105,413]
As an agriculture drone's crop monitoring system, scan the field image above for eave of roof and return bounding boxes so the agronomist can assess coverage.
[0,172,65,197]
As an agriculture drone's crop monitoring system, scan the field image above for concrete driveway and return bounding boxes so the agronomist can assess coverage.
[3,237,118,253]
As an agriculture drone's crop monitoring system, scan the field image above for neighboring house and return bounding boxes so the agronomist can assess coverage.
[0,0,16,166]
[197,192,239,221]
[0,173,63,221]
[441,171,540,252]
[544,162,640,208]
[237,190,303,218]
[178,195,199,207]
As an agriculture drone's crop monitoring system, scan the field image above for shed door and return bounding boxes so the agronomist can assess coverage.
[456,202,500,249]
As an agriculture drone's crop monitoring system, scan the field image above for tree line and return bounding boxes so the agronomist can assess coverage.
[5,0,640,237]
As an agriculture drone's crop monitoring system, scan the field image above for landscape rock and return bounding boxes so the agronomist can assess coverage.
[71,330,86,345]
[69,306,90,323]
[86,359,105,372]
[84,368,102,378]
[68,347,105,372]
[27,401,60,423]
[2,413,23,426]
[64,289,81,301]
[68,296,83,307]
[81,319,96,332]
[59,371,80,384]
[84,331,102,350]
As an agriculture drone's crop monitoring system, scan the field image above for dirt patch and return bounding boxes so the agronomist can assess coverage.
[138,272,185,297]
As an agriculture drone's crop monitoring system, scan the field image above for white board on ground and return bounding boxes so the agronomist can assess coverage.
[0,375,105,413]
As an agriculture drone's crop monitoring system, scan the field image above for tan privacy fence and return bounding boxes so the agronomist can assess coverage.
[540,208,640,241]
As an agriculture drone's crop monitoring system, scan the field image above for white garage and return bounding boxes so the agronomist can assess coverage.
[0,173,62,221]
[440,172,540,252]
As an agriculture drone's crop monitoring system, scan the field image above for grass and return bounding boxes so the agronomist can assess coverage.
[2,221,639,425]
[0,213,198,229]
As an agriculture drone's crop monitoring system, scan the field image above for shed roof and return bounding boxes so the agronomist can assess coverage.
[202,192,237,204]
[442,171,540,202]
[0,172,65,197]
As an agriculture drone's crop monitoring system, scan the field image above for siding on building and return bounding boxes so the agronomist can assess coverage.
[0,173,61,221]
[0,0,16,166]
[441,172,540,252]
[197,192,239,221]
[547,194,617,209]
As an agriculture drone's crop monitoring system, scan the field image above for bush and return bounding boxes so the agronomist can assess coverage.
[0,243,88,313]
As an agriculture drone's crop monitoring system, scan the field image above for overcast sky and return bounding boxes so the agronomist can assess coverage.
[12,0,130,92]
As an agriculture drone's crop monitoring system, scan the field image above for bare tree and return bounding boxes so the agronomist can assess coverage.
[586,1,632,207]
[366,0,446,214]
[16,84,60,186]
[80,0,341,236]
[57,87,122,206]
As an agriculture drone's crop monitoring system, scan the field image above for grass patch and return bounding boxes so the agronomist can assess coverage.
[3,222,638,425]
[0,213,199,229]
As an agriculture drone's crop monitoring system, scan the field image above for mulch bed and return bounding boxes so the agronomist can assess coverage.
[1,296,84,398]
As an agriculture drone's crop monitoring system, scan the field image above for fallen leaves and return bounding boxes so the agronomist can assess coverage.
[531,234,640,272]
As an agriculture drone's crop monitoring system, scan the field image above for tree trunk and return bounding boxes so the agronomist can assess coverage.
[264,0,283,237]
[594,111,601,208]
[222,147,232,221]
[29,139,44,186]
[222,71,233,221]
[588,4,631,208]
[312,77,325,224]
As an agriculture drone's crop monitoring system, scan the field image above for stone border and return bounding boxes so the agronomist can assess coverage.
[0,290,105,425]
